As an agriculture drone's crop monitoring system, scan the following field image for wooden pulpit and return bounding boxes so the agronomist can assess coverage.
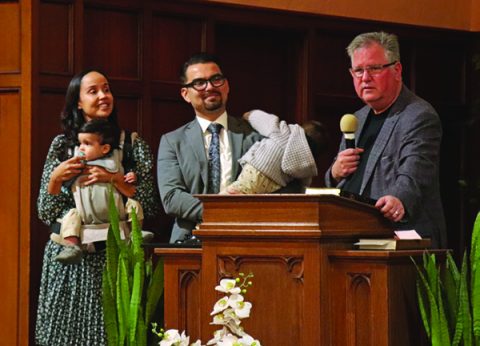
[155,194,426,345]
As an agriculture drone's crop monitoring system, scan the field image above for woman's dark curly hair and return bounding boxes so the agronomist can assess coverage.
[61,68,119,153]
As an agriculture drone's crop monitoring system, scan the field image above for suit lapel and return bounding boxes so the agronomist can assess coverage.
[360,113,399,193]
[185,120,208,186]
[359,88,408,194]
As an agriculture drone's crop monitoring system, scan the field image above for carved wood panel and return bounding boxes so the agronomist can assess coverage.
[84,6,140,79]
[0,91,21,344]
[0,2,20,73]
[39,2,72,75]
[215,254,305,343]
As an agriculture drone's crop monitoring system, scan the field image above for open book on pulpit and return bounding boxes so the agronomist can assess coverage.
[354,238,432,250]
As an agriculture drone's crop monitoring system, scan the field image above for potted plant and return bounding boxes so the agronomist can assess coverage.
[103,189,164,345]
[414,211,480,345]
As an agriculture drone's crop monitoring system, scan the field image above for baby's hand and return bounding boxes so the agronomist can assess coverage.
[124,172,137,184]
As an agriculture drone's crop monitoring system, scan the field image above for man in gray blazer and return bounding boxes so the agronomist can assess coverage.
[157,53,262,243]
[325,32,446,248]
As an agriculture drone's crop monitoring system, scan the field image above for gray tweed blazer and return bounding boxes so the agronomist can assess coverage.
[326,86,446,247]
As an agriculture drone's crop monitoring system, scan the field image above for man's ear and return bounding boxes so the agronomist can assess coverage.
[101,144,111,155]
[394,62,403,81]
[180,88,191,103]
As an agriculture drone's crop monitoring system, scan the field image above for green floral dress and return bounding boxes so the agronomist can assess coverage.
[35,133,158,346]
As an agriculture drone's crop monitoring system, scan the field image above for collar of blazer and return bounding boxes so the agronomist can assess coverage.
[184,115,249,188]
[356,85,410,194]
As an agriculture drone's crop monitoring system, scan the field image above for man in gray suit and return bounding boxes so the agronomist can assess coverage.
[325,32,446,248]
[157,53,262,243]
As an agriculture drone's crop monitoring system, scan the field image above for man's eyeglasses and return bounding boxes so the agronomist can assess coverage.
[349,61,397,78]
[183,74,227,91]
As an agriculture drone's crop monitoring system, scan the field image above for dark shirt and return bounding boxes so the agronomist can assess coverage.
[342,108,389,195]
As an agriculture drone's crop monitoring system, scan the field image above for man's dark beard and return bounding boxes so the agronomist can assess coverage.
[204,98,223,111]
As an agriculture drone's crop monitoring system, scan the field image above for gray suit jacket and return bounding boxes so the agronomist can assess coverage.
[157,115,262,242]
[326,86,446,247]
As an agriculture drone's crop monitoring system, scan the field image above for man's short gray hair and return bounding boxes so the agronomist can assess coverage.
[346,32,400,63]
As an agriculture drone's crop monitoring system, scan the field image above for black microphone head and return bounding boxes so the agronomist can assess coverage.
[340,114,358,133]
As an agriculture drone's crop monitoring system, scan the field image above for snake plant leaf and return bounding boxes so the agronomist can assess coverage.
[453,254,472,346]
[145,257,164,325]
[136,310,147,346]
[415,253,451,345]
[414,256,438,341]
[102,269,118,346]
[445,251,460,332]
[117,255,130,345]
[128,260,143,344]
[471,212,480,339]
[106,226,119,304]
[436,274,452,345]
[108,186,123,248]
[127,207,145,344]
[416,276,431,339]
[426,253,438,299]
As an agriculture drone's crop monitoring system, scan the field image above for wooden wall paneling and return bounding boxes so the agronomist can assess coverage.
[39,1,73,75]
[414,40,466,105]
[29,89,67,345]
[214,23,302,123]
[141,3,153,144]
[0,90,21,345]
[83,5,141,79]
[0,2,20,73]
[410,37,469,255]
[149,12,204,144]
[312,31,354,99]
[115,94,141,134]
[310,31,363,186]
[151,14,204,82]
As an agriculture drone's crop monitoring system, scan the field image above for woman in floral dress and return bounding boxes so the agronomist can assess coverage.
[35,69,158,345]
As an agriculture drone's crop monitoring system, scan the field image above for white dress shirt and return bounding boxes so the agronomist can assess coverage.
[196,112,232,193]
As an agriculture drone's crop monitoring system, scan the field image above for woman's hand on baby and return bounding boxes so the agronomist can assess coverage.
[48,156,85,194]
[80,165,115,185]
[51,156,84,183]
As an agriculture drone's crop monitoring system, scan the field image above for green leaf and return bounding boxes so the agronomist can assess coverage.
[414,253,451,345]
[444,252,460,333]
[128,260,144,344]
[102,269,118,346]
[145,257,164,325]
[471,212,480,339]
[454,254,472,346]
[117,255,130,345]
[108,186,123,248]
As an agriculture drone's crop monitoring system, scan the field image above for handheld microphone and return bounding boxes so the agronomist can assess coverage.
[340,114,358,149]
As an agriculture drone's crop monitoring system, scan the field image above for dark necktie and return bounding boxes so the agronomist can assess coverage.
[207,123,223,194]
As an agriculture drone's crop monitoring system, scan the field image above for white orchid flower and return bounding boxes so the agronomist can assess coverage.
[216,334,239,346]
[227,293,244,308]
[206,327,228,345]
[224,308,241,323]
[239,333,262,346]
[215,279,241,294]
[159,329,192,346]
[211,312,226,325]
[211,296,230,315]
[233,301,252,319]
[159,329,181,346]
[225,319,245,337]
